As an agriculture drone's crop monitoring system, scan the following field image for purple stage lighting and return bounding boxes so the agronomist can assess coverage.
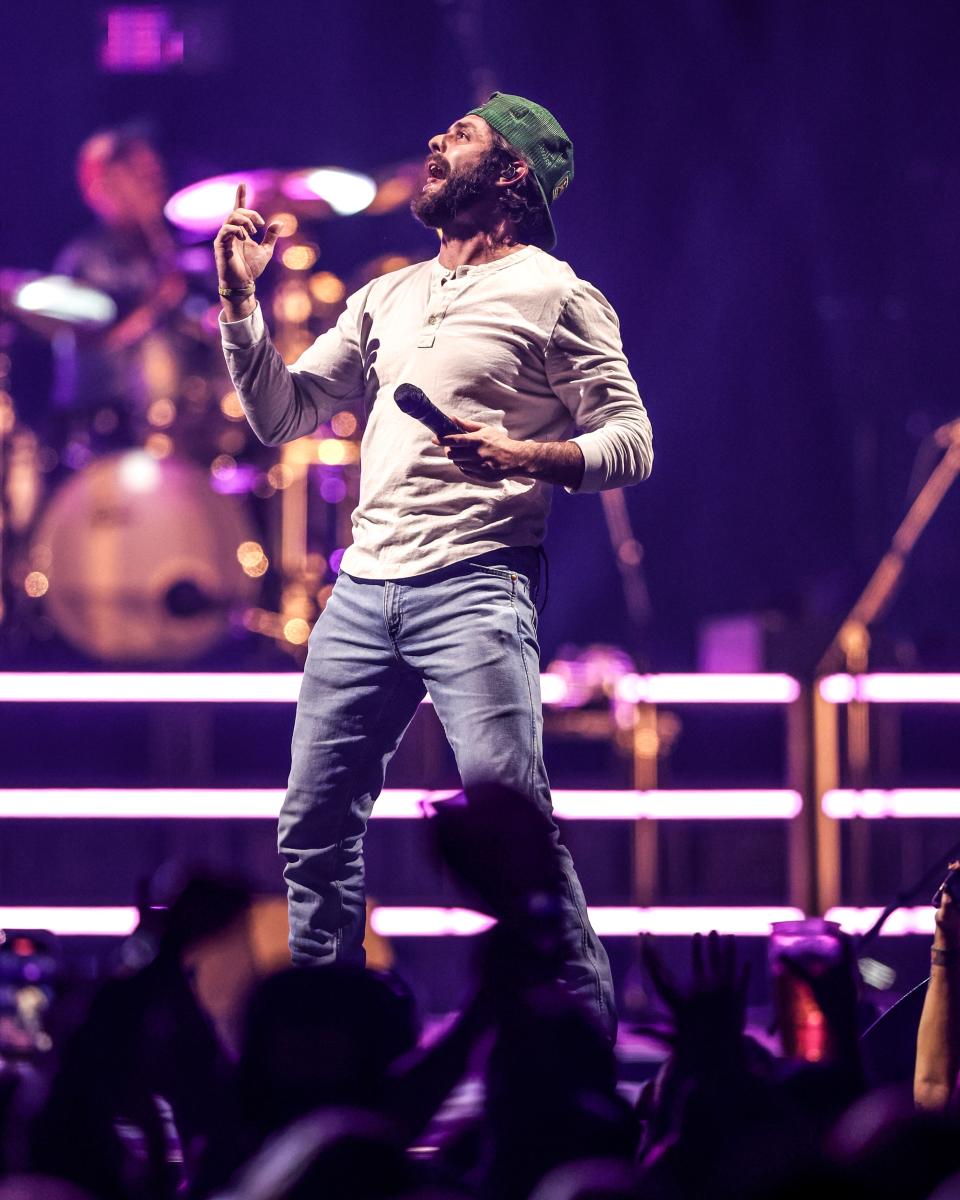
[0,671,801,705]
[100,6,183,73]
[0,787,801,821]
[617,673,801,705]
[820,674,960,704]
[0,905,935,940]
[824,789,960,819]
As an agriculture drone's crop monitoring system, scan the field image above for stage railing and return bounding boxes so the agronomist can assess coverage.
[0,671,806,936]
[5,671,954,936]
[813,673,960,913]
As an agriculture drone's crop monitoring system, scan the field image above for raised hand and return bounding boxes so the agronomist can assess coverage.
[213,183,283,292]
[935,862,960,947]
[641,930,750,1073]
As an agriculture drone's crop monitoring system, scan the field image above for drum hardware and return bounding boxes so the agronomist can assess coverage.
[0,258,272,662]
[4,154,425,663]
[28,451,261,662]
[0,350,46,639]
[137,163,377,658]
[243,238,370,657]
[0,270,117,337]
[162,162,419,240]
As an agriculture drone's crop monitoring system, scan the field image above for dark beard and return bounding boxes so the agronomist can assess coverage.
[410,152,501,228]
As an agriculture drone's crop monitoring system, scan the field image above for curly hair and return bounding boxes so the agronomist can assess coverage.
[487,130,553,249]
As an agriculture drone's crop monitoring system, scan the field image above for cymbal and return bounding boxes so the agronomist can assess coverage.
[164,166,379,235]
[163,158,428,236]
[0,270,117,336]
[164,169,283,236]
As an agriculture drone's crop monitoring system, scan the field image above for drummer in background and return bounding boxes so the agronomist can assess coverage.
[52,127,187,456]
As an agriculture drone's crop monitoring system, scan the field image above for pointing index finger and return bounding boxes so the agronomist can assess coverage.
[235,182,246,210]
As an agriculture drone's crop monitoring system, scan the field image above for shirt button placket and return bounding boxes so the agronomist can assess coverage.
[418,300,447,349]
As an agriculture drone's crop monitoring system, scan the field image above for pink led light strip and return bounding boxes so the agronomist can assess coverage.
[376,905,931,938]
[15,782,960,820]
[617,673,800,704]
[0,673,556,704]
[369,906,809,938]
[820,674,960,704]
[0,672,800,706]
[0,788,802,821]
[824,789,960,819]
[0,673,311,704]
[0,905,935,939]
[0,908,144,937]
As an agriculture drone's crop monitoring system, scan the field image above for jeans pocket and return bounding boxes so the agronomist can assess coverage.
[470,561,518,583]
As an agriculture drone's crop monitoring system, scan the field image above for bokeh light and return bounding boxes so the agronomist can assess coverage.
[210,454,237,481]
[283,617,311,645]
[236,540,269,578]
[146,398,176,428]
[24,571,49,598]
[268,212,298,237]
[320,476,347,504]
[316,438,347,466]
[119,451,162,492]
[281,244,318,271]
[274,284,312,324]
[309,272,346,305]
[220,391,244,420]
[331,411,357,438]
[267,463,294,490]
[144,433,173,459]
[236,541,263,568]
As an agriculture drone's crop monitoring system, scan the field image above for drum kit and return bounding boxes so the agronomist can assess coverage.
[0,160,423,664]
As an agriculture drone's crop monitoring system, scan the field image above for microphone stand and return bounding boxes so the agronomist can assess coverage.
[815,421,960,895]
[599,487,653,665]
[818,423,960,680]
[856,833,960,951]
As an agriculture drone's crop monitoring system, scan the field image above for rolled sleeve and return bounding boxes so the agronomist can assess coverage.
[545,282,653,493]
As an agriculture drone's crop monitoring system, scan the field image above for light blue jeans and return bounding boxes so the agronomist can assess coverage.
[278,547,616,1035]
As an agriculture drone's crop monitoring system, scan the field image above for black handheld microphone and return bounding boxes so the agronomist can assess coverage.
[394,383,462,439]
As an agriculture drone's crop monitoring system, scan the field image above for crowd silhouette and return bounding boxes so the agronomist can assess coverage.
[3,794,960,1200]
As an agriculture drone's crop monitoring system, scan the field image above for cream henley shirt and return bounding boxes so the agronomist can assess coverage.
[220,244,652,579]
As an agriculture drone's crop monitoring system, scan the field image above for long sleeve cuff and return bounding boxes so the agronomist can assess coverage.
[219,302,267,350]
[566,430,613,493]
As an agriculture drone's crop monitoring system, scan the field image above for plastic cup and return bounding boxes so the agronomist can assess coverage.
[769,918,843,1062]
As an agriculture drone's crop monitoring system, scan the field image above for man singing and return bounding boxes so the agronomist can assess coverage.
[215,93,652,1037]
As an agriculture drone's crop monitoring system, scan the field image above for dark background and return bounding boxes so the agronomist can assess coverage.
[2,0,959,669]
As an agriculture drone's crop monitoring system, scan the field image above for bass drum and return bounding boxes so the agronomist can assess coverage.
[32,451,260,662]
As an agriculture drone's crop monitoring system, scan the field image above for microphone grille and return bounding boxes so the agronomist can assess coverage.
[394,383,426,414]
